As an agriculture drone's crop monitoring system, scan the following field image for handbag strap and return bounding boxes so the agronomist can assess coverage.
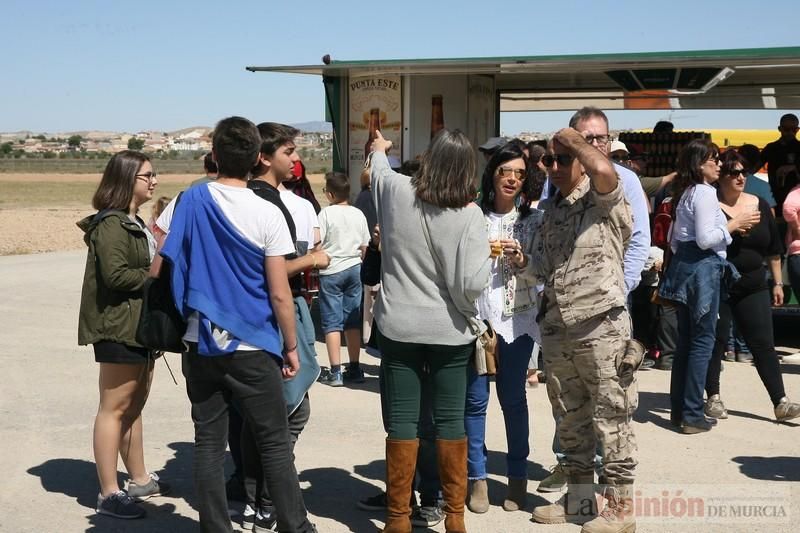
[418,202,484,337]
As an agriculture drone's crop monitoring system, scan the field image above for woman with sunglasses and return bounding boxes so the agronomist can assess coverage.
[464,142,541,514]
[703,150,800,422]
[78,151,169,519]
[658,140,759,433]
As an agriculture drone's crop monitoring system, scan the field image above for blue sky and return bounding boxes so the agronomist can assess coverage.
[1,0,797,135]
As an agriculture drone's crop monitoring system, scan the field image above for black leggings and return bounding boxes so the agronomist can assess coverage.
[706,287,786,406]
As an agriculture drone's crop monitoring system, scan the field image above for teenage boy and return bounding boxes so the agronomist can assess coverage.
[316,172,370,386]
[154,116,315,533]
[235,122,328,531]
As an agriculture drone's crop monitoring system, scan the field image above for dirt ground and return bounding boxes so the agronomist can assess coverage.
[0,173,325,255]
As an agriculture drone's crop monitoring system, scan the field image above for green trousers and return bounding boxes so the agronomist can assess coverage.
[378,330,473,440]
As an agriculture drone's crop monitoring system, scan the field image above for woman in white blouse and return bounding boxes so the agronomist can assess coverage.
[465,141,541,513]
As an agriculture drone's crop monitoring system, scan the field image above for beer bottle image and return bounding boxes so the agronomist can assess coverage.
[365,107,381,159]
[430,94,444,139]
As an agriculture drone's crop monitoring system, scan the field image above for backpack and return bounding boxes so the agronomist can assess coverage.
[652,196,674,250]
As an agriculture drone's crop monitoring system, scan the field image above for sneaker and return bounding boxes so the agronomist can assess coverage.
[241,504,257,530]
[780,352,800,364]
[411,504,444,527]
[704,394,728,419]
[96,490,146,519]
[318,370,343,387]
[357,491,387,511]
[537,464,566,493]
[775,397,800,422]
[736,351,754,363]
[723,350,736,362]
[640,358,656,370]
[127,473,171,501]
[343,366,365,383]
[253,507,277,533]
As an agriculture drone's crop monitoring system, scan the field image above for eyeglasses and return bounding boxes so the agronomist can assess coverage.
[495,166,526,179]
[610,154,630,162]
[541,154,575,168]
[585,134,612,145]
[135,172,157,184]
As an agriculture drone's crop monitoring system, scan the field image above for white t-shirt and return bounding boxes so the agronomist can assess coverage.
[279,187,319,255]
[155,182,294,347]
[318,204,370,275]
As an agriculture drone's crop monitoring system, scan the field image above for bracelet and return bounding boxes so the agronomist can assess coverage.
[283,343,298,353]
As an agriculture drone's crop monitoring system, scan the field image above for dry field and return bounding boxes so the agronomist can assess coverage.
[0,173,325,255]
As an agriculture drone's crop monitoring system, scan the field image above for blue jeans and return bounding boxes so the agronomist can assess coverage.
[318,265,362,334]
[465,333,533,480]
[672,300,720,423]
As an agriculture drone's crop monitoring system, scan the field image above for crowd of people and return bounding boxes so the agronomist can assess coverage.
[77,109,800,532]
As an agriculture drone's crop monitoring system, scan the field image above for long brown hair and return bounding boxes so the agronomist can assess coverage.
[92,150,149,211]
[411,129,477,208]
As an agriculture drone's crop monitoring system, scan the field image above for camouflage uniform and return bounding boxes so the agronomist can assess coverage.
[523,176,636,485]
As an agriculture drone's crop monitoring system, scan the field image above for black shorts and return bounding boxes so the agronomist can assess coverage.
[93,341,160,364]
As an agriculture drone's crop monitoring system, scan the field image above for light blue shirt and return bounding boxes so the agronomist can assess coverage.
[671,183,732,258]
[540,163,650,294]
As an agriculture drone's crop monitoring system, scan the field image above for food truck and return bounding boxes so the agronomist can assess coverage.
[247,46,800,311]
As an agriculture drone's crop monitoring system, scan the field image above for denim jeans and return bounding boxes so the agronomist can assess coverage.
[318,264,362,334]
[182,348,313,533]
[672,301,719,424]
[465,333,533,480]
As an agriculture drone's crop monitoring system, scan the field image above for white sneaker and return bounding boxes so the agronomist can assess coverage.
[780,352,800,364]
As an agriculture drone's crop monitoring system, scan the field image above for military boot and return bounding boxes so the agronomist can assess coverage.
[532,474,596,525]
[580,484,636,533]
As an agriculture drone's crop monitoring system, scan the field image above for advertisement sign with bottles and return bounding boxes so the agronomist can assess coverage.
[348,75,403,185]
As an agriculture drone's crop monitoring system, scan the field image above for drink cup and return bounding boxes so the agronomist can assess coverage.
[490,240,503,258]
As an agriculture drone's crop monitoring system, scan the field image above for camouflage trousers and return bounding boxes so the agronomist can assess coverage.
[541,306,638,485]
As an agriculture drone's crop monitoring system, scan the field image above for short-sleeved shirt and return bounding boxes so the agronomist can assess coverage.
[743,174,777,208]
[155,182,294,347]
[279,188,319,256]
[318,205,370,276]
[528,176,632,328]
[761,137,800,211]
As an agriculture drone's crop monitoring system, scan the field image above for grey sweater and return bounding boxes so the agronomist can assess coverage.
[371,151,491,345]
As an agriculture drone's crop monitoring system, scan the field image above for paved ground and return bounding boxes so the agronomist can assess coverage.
[1,250,798,533]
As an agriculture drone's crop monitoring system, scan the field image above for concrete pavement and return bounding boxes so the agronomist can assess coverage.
[0,250,798,533]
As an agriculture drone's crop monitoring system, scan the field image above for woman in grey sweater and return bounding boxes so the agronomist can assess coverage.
[370,130,491,533]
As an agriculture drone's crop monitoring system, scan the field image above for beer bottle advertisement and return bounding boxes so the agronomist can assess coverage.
[348,75,402,185]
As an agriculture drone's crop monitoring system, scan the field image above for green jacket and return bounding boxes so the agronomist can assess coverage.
[77,210,152,347]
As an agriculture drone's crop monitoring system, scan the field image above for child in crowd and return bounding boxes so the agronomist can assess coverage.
[147,196,171,234]
[317,172,370,386]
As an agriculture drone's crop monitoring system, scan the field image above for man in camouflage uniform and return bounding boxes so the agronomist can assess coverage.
[520,127,638,533]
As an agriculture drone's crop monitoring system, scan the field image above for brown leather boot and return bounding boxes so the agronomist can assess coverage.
[382,439,419,533]
[436,438,468,533]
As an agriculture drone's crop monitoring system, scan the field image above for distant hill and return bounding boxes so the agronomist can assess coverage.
[291,121,332,133]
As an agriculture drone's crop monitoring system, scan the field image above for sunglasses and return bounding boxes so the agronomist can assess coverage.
[706,155,721,164]
[495,167,525,179]
[541,154,575,168]
[135,172,157,184]
[727,169,746,178]
[611,154,630,162]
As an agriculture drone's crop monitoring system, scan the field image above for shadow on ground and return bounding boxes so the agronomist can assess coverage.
[731,456,800,482]
[27,441,200,532]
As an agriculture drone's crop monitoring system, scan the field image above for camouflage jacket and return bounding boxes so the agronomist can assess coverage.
[521,176,632,328]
